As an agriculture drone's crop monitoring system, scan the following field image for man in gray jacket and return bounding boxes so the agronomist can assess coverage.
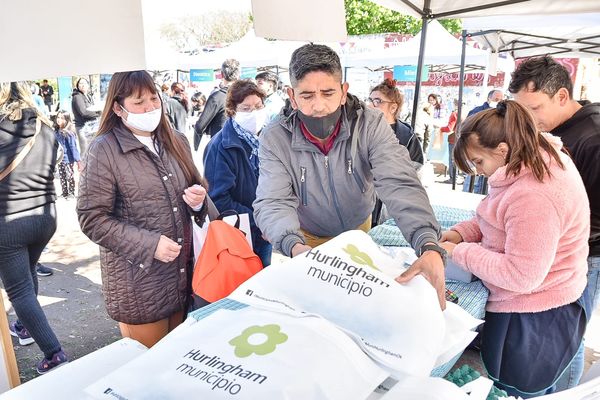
[253,44,448,309]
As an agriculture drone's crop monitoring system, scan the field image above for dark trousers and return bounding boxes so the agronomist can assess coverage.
[448,143,456,180]
[75,125,89,156]
[0,204,62,359]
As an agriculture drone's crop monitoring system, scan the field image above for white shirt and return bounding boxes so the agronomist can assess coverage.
[133,134,158,155]
[134,133,204,211]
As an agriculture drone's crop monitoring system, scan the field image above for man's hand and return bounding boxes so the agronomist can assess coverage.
[395,250,446,310]
[291,243,312,257]
[440,230,463,244]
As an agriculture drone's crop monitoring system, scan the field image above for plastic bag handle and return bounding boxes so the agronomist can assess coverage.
[216,210,241,229]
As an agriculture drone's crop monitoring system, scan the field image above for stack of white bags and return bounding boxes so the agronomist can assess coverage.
[84,231,513,399]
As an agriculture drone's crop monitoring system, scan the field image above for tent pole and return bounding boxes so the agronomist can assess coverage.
[410,16,429,129]
[453,29,468,191]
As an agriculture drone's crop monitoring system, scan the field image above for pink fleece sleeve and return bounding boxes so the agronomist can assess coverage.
[452,191,561,293]
[451,217,482,243]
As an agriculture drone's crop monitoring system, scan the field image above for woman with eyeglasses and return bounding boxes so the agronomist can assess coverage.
[368,79,424,165]
[203,79,272,266]
[77,71,217,348]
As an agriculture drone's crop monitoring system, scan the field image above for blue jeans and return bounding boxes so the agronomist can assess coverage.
[254,241,272,267]
[586,256,600,312]
[0,204,62,359]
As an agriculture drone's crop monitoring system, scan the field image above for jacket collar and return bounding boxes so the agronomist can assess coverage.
[112,122,147,154]
[280,93,363,152]
[220,118,246,150]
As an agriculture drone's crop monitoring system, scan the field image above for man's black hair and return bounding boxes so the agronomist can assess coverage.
[509,55,573,97]
[221,59,241,82]
[255,71,279,86]
[289,44,342,87]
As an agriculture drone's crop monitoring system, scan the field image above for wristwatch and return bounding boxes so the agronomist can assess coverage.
[418,243,447,267]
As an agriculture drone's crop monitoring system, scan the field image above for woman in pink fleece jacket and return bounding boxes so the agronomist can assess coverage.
[441,101,590,397]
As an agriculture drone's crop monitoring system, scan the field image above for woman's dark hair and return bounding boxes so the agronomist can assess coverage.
[191,92,206,106]
[370,78,403,119]
[427,93,441,110]
[55,110,76,137]
[225,79,265,117]
[453,100,564,182]
[97,70,205,187]
[170,82,189,112]
[75,77,90,93]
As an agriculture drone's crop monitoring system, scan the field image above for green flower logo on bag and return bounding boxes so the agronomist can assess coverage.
[343,244,380,271]
[229,324,288,358]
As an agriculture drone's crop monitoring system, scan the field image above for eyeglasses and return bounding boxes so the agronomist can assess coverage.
[367,98,392,107]
[237,103,265,113]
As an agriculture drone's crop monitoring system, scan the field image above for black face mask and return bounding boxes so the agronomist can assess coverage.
[297,106,342,139]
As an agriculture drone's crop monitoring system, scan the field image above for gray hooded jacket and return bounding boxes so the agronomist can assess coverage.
[253,94,440,257]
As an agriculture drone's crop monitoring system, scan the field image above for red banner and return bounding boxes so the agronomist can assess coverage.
[383,70,506,87]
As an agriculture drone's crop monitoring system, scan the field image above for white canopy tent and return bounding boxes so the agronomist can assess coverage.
[0,0,147,83]
[344,20,513,73]
[462,12,600,59]
[251,0,347,42]
[372,0,600,19]
[181,30,303,70]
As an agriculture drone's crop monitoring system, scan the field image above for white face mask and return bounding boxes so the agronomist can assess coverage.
[488,101,498,109]
[234,108,269,135]
[120,104,162,133]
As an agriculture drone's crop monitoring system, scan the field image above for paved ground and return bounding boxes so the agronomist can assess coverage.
[2,166,599,386]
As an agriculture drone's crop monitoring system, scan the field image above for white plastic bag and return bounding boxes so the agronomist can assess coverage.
[230,230,482,378]
[192,213,253,263]
[85,308,388,400]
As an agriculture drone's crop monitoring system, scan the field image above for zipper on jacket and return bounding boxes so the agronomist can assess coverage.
[300,166,307,206]
[347,158,366,193]
[326,158,347,230]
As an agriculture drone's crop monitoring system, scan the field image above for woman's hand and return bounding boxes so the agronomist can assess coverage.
[154,235,181,263]
[440,241,457,258]
[440,230,463,244]
[182,184,206,210]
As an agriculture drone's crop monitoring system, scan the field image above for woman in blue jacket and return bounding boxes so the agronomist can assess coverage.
[203,79,272,266]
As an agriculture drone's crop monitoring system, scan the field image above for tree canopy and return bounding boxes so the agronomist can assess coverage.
[159,11,251,53]
[345,0,461,36]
